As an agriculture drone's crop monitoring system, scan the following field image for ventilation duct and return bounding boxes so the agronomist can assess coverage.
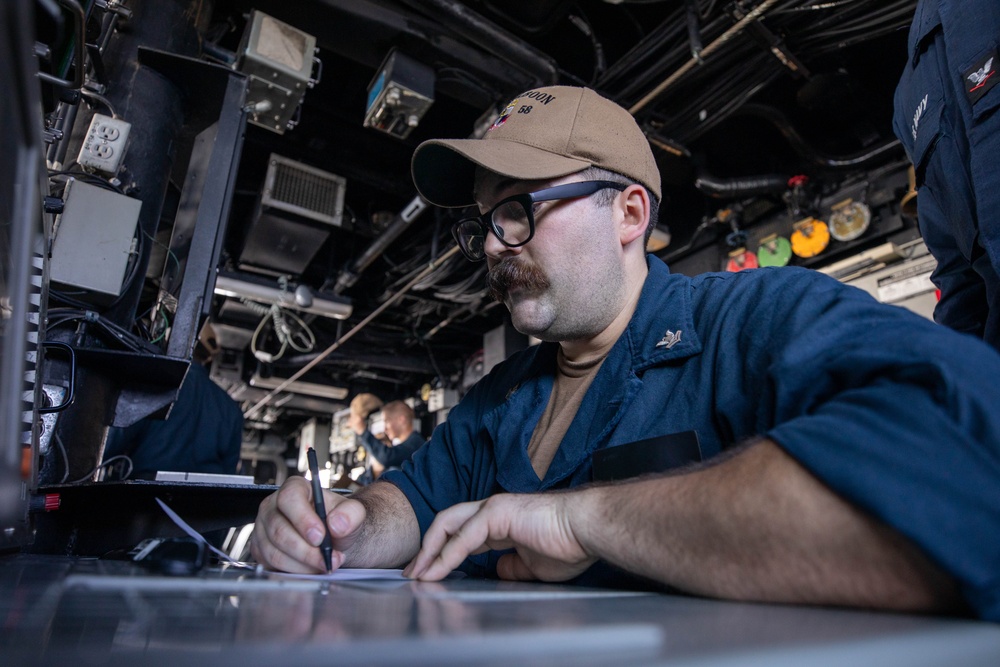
[239,154,347,276]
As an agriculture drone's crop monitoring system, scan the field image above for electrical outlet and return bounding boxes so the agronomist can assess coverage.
[77,113,131,175]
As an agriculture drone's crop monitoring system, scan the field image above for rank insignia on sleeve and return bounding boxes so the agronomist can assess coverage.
[965,50,998,106]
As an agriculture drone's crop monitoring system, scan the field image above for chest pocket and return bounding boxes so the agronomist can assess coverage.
[894,6,945,188]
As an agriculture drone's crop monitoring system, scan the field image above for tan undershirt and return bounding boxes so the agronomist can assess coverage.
[526,267,647,480]
[527,344,612,480]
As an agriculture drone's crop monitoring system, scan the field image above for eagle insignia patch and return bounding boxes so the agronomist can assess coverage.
[965,50,998,106]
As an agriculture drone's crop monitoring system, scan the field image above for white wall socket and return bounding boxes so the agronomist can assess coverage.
[77,113,131,175]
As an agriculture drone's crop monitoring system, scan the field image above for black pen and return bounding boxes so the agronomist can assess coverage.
[306,447,334,573]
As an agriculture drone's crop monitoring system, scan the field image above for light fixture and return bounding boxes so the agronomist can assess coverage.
[249,374,348,400]
[214,272,352,320]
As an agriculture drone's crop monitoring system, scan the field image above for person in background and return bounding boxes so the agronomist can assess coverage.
[104,321,244,478]
[253,85,1000,621]
[349,400,425,484]
[893,0,1000,350]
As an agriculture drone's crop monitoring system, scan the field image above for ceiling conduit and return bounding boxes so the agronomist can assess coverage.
[734,103,902,170]
[629,0,784,115]
[396,0,559,88]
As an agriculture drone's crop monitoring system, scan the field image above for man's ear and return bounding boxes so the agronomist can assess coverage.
[618,184,650,246]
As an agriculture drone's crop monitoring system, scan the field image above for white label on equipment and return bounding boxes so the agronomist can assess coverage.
[876,271,935,303]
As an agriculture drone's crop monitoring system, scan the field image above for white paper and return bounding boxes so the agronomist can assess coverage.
[266,568,408,581]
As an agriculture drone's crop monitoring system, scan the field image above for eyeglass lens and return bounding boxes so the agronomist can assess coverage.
[454,219,486,259]
[492,201,531,245]
[453,199,533,261]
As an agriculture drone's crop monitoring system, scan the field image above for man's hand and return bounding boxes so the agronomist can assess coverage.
[250,476,366,573]
[402,493,598,582]
[347,412,366,435]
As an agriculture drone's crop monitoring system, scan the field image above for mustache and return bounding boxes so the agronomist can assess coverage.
[486,259,549,302]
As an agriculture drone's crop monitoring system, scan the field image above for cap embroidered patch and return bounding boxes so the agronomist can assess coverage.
[965,50,998,106]
[490,98,518,131]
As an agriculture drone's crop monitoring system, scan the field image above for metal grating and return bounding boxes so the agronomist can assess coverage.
[21,254,44,450]
[261,154,347,227]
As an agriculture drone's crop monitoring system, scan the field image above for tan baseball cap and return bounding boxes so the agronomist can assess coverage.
[411,86,661,207]
[350,392,383,418]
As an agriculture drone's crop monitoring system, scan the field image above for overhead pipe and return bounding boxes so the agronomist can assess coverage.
[685,0,705,64]
[694,172,789,199]
[333,197,428,293]
[281,350,437,375]
[396,0,558,87]
[630,0,783,115]
[734,104,902,170]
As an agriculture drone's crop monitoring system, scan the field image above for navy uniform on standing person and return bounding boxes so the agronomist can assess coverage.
[349,399,425,485]
[893,0,1000,350]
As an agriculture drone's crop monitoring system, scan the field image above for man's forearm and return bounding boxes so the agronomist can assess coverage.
[360,430,416,468]
[342,481,421,568]
[358,431,401,468]
[574,439,962,612]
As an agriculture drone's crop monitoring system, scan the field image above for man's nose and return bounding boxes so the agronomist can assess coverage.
[483,227,520,259]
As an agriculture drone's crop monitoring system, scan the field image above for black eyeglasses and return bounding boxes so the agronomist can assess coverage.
[451,180,627,261]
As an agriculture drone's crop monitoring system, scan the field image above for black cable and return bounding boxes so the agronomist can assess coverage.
[436,66,500,103]
[117,226,145,300]
[49,290,96,310]
[48,170,125,195]
[612,12,737,103]
[557,68,589,87]
[54,432,70,484]
[79,88,118,118]
[568,9,606,85]
[775,0,869,13]
[596,3,688,90]
[143,227,181,289]
[788,0,912,36]
[686,0,705,63]
[421,339,446,386]
[66,454,134,484]
[659,219,717,264]
[46,307,95,332]
[806,5,914,38]
[47,307,158,354]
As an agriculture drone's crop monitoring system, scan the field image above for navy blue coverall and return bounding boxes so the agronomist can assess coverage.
[893,0,1000,350]
[385,255,1000,620]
